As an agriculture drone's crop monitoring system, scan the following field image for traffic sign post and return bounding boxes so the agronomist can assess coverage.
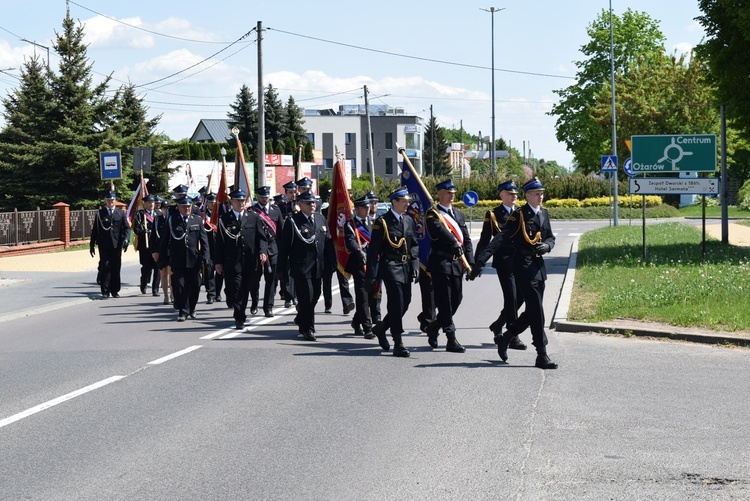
[631,134,717,172]
[462,190,479,232]
[629,178,719,195]
[100,151,122,181]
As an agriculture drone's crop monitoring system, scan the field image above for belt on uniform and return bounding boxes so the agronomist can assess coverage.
[383,254,409,262]
[432,249,460,261]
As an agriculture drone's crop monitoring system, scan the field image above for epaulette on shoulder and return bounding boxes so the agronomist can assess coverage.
[507,214,517,222]
[373,222,381,230]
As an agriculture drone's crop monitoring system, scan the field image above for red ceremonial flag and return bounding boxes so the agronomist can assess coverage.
[210,159,229,229]
[327,155,353,278]
[234,135,254,208]
[126,175,149,224]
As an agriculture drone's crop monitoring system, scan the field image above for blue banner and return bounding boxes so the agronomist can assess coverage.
[400,161,432,269]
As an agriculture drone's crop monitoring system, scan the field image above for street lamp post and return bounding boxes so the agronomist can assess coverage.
[481,7,505,176]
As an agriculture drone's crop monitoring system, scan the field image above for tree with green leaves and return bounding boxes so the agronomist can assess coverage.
[549,9,666,174]
[227,84,258,150]
[284,95,307,146]
[423,116,451,177]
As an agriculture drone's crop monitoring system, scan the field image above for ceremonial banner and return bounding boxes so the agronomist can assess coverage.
[327,156,353,278]
[399,157,431,271]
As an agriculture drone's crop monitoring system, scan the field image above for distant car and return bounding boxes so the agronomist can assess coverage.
[376,202,390,216]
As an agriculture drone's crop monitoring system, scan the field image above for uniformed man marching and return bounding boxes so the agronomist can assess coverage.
[278,191,327,341]
[424,179,474,352]
[249,186,284,317]
[154,196,210,321]
[470,178,558,369]
[473,180,527,351]
[133,194,159,296]
[345,195,376,339]
[214,190,267,330]
[279,181,298,308]
[90,191,131,299]
[366,187,420,357]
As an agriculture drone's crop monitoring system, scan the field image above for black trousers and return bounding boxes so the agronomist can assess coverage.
[431,271,463,337]
[294,276,322,334]
[203,260,216,299]
[97,247,122,295]
[323,268,354,310]
[138,249,157,291]
[279,270,295,302]
[511,277,548,352]
[225,269,257,323]
[350,268,375,333]
[379,279,412,340]
[495,268,525,331]
[250,257,278,312]
[418,270,436,323]
[172,266,201,316]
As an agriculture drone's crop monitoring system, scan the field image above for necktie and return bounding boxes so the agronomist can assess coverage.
[108,209,112,217]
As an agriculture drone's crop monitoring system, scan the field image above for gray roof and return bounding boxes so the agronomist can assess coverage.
[190,119,232,143]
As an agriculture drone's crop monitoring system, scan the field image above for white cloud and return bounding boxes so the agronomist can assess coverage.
[82,15,154,49]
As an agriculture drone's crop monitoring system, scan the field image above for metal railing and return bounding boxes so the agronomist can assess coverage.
[0,208,60,246]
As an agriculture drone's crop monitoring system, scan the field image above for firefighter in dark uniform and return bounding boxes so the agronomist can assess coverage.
[366,187,420,358]
[214,190,267,330]
[133,194,159,296]
[366,190,382,322]
[470,178,558,369]
[424,179,474,352]
[201,193,219,304]
[151,197,172,304]
[154,196,210,321]
[90,191,131,298]
[345,195,376,338]
[278,191,327,341]
[249,186,284,317]
[279,181,298,308]
[473,180,527,351]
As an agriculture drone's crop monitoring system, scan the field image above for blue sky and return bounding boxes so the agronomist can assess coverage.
[0,1,706,169]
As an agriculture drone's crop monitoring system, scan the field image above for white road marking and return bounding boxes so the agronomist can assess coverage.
[569,232,583,237]
[0,375,125,429]
[147,345,203,365]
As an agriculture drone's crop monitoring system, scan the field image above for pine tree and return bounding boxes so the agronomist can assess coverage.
[227,84,258,150]
[0,55,56,208]
[47,7,114,206]
[284,95,307,146]
[423,116,451,177]
[264,83,286,149]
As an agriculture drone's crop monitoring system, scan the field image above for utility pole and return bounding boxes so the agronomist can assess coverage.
[609,0,619,225]
[430,105,434,176]
[364,85,375,187]
[257,21,265,187]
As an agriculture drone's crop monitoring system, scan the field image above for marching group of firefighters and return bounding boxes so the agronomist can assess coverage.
[89,176,559,370]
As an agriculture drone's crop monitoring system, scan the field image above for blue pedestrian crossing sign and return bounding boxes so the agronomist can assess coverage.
[601,155,618,172]
[462,190,479,207]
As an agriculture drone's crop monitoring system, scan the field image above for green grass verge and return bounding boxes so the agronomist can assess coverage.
[569,222,750,332]
[678,204,750,218]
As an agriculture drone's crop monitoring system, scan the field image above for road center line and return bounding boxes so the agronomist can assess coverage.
[0,375,125,429]
[147,345,203,365]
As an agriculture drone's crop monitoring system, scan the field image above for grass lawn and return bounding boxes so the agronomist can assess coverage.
[678,204,750,218]
[569,222,750,332]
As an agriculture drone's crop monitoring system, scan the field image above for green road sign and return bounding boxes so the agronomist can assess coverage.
[631,134,716,172]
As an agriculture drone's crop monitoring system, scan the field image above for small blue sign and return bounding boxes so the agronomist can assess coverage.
[100,151,122,180]
[623,158,637,178]
[463,190,479,207]
[601,155,618,172]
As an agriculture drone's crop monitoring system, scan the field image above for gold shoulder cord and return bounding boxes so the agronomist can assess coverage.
[518,209,542,246]
[381,217,406,249]
[489,211,501,234]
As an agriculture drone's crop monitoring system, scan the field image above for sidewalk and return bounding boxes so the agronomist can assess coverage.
[553,222,750,348]
[0,246,139,273]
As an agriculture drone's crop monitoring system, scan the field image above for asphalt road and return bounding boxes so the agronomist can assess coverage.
[1,220,748,500]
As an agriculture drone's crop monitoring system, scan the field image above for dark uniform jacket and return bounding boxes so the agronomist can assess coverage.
[344,215,371,274]
[214,210,266,274]
[502,205,555,282]
[425,205,474,276]
[158,212,210,269]
[90,207,130,251]
[474,205,516,273]
[278,211,327,279]
[252,202,284,257]
[366,210,419,284]
[133,209,157,252]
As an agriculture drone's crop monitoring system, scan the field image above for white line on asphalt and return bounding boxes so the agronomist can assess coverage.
[0,375,125,429]
[220,308,297,339]
[569,232,583,237]
[147,345,203,365]
[200,328,235,340]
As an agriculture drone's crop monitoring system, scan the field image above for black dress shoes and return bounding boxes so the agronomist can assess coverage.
[354,327,365,337]
[302,331,317,341]
[207,297,214,304]
[489,318,505,336]
[235,320,243,329]
[373,323,390,352]
[535,354,558,370]
[215,295,222,302]
[250,306,258,315]
[426,322,439,349]
[265,310,275,318]
[508,336,527,350]
[393,343,410,358]
[417,313,431,333]
[284,300,292,308]
[111,293,120,298]
[188,311,197,319]
[344,303,355,314]
[177,315,186,322]
[140,285,147,294]
[363,331,375,339]
[446,338,466,353]
[497,333,509,362]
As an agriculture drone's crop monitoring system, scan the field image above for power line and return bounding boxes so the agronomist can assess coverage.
[267,27,575,80]
[68,1,250,45]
